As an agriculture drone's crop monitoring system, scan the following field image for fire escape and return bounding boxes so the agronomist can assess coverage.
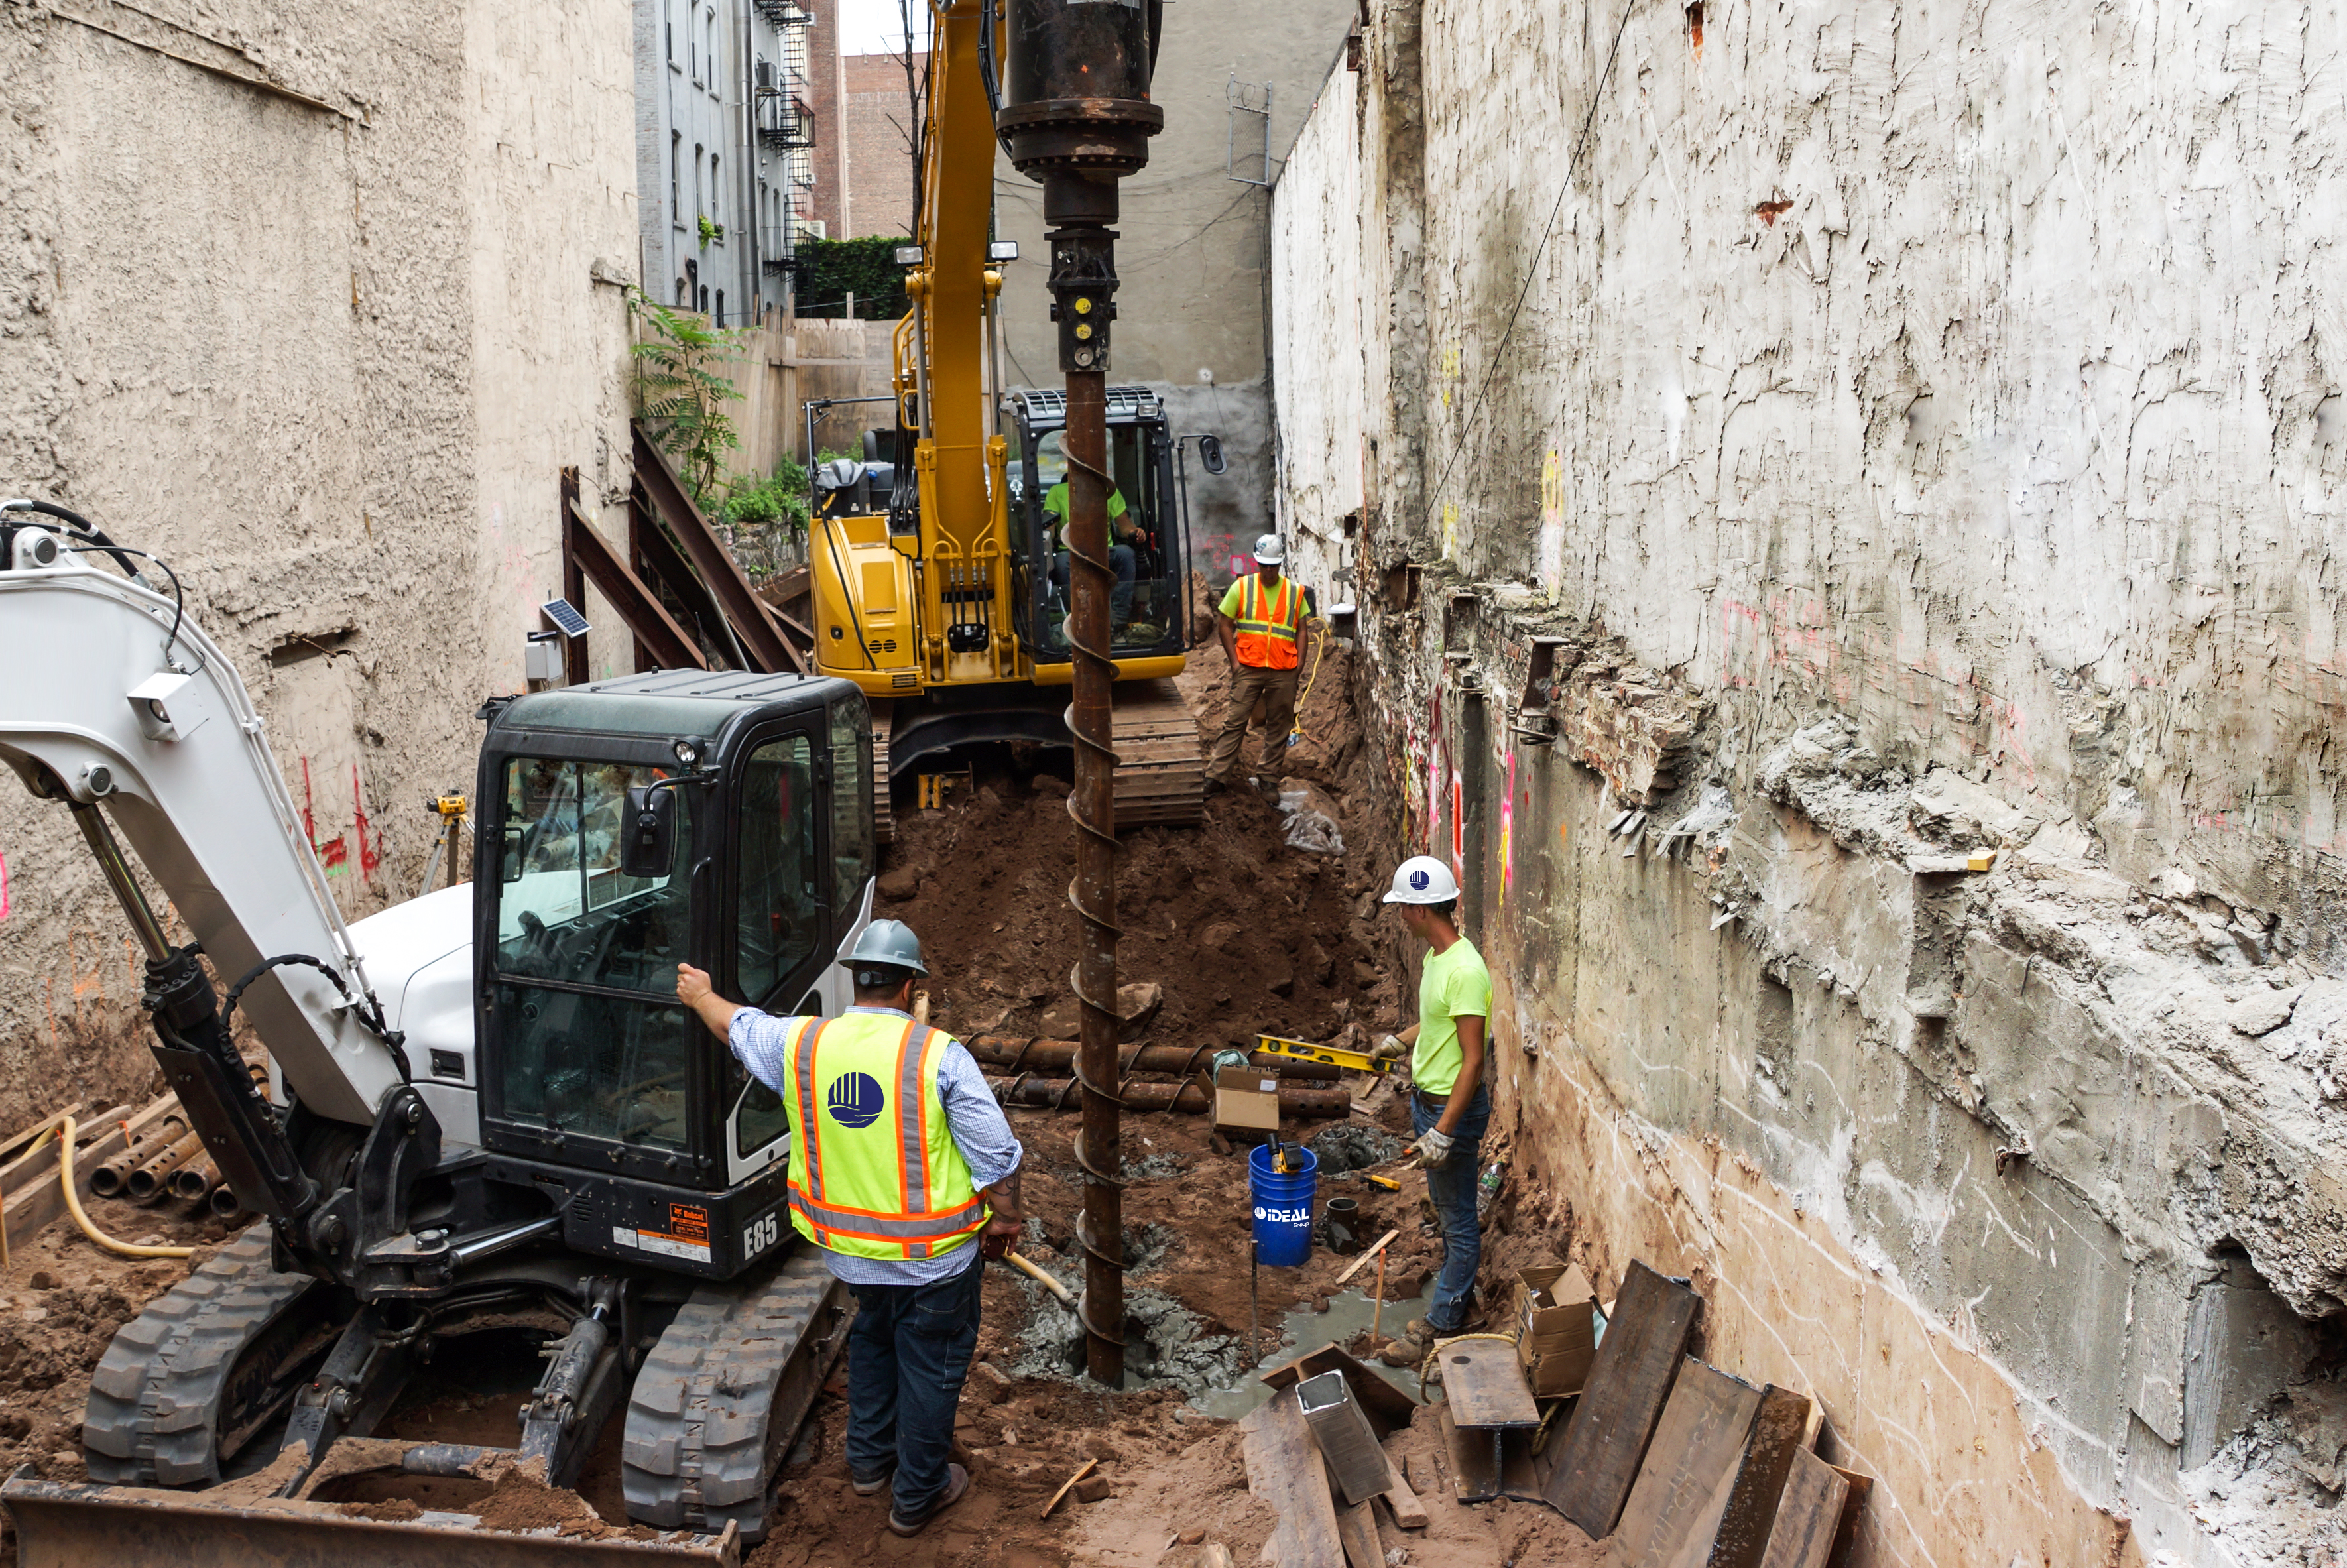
[753,2,814,280]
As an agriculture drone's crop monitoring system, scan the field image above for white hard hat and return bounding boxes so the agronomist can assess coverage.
[1252,533,1286,564]
[1382,855,1460,904]
[839,918,928,980]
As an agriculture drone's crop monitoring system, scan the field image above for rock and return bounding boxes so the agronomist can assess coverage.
[1305,939,1335,987]
[27,1270,54,1290]
[975,786,1002,813]
[1032,774,1071,797]
[1267,950,1295,997]
[1312,1295,1329,1313]
[967,1362,1015,1406]
[2230,987,2302,1037]
[1353,959,1382,988]
[1072,1475,1113,1504]
[1116,981,1165,1033]
[1179,1528,1207,1545]
[876,866,922,902]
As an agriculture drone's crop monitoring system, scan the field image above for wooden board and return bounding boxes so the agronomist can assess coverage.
[1327,1457,1383,1568]
[1441,1337,1540,1429]
[1438,1400,1500,1504]
[1712,1386,1814,1568]
[1242,1386,1347,1568]
[1260,1342,1419,1439]
[1605,1359,1764,1568]
[1757,1449,1852,1568]
[1378,1450,1429,1530]
[1543,1260,1704,1538]
[1825,1468,1872,1568]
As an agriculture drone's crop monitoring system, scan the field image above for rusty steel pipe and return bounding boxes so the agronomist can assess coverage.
[125,1131,203,1201]
[169,1153,219,1203]
[88,1116,187,1199]
[983,1075,1351,1118]
[963,1036,1341,1081]
[208,1184,247,1219]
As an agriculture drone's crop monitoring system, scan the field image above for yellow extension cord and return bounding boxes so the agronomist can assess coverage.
[1414,1329,1518,1402]
[57,1117,196,1260]
[1286,622,1330,749]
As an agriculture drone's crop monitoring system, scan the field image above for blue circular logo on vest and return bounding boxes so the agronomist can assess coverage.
[1409,868,1431,890]
[827,1071,886,1129]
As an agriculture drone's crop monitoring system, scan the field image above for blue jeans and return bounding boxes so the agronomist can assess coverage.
[843,1246,984,1516]
[1411,1081,1491,1333]
[1051,545,1138,626]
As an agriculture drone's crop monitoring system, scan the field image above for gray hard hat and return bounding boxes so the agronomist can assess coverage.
[838,918,929,982]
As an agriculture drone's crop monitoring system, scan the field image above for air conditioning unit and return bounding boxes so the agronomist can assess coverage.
[754,58,773,89]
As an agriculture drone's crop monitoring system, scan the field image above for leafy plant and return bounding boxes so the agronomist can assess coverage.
[697,214,725,248]
[793,235,911,321]
[629,288,744,507]
[723,455,813,534]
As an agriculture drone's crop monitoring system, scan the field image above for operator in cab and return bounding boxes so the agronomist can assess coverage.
[1043,469,1141,632]
[1205,532,1314,795]
[676,921,1022,1538]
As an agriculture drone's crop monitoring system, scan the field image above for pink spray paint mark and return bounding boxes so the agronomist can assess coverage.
[0,851,11,920]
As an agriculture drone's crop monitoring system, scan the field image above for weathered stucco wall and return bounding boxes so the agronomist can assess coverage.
[0,0,638,1130]
[1274,3,2347,1564]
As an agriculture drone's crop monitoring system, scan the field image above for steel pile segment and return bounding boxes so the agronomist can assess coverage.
[0,1477,741,1567]
[621,1246,850,1544]
[631,429,804,674]
[565,499,709,672]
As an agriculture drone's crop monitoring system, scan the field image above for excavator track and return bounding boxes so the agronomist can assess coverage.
[82,1224,326,1486]
[621,1244,850,1544]
[1107,678,1206,826]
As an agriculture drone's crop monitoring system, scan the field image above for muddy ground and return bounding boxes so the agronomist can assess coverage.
[0,638,1597,1565]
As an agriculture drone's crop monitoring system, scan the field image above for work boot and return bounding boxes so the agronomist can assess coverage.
[887,1463,971,1538]
[1377,1317,1440,1368]
[1202,778,1229,798]
[849,1461,896,1498]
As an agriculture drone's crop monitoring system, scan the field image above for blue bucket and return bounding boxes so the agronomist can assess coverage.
[1248,1143,1319,1266]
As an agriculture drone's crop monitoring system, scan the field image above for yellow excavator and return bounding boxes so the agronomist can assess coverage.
[805,0,1216,835]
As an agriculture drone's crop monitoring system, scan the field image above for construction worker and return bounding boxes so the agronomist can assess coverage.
[1204,533,1312,794]
[1376,856,1492,1367]
[675,920,1023,1538]
[1042,473,1140,630]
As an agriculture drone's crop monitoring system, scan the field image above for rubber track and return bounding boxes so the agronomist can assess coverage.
[81,1225,318,1486]
[621,1246,843,1544]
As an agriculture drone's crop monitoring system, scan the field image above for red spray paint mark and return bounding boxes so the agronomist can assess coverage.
[0,852,11,920]
[1685,1,1703,55]
[300,756,318,845]
[353,766,381,880]
[1756,197,1793,226]
[302,755,351,874]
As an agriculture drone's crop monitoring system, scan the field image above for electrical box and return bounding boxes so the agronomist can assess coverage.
[524,632,566,686]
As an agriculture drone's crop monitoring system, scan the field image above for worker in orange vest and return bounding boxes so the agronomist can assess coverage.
[1205,533,1314,795]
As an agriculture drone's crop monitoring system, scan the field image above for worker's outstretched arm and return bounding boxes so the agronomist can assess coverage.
[675,963,742,1040]
[1216,608,1238,664]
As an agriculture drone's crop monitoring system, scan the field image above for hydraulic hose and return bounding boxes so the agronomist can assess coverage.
[56,1119,195,1260]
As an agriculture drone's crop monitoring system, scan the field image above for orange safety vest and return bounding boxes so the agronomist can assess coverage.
[1232,574,1303,670]
[780,1014,989,1261]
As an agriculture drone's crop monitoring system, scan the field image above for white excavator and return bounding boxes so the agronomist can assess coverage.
[0,499,883,1565]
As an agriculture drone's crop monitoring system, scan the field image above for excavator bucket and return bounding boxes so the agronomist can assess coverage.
[2,1474,741,1568]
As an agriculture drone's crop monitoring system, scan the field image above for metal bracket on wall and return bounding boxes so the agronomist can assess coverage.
[1227,74,1274,186]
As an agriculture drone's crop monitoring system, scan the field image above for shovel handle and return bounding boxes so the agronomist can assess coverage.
[1004,1250,1077,1307]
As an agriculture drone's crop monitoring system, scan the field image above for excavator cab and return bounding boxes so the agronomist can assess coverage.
[1006,385,1187,663]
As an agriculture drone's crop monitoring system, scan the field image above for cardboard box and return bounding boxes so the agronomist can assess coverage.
[1514,1262,1598,1397]
[1213,1065,1282,1142]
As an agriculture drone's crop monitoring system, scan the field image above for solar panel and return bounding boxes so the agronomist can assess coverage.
[540,598,591,640]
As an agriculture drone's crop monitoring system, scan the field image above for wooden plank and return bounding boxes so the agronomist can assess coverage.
[1713,1386,1814,1568]
[1543,1260,1704,1538]
[1039,1457,1096,1519]
[1379,1450,1429,1530]
[1259,1343,1418,1439]
[1437,1400,1499,1504]
[1331,1229,1400,1287]
[1241,1386,1347,1568]
[1605,1359,1763,1568]
[1824,1468,1872,1568]
[1757,1449,1852,1568]
[1327,1457,1382,1568]
[0,1105,80,1174]
[1443,1338,1539,1429]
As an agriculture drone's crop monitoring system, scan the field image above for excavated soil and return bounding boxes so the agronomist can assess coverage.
[0,640,1598,1565]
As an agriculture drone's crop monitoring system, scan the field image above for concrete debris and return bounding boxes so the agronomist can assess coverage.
[2228,987,2302,1038]
[1307,1124,1404,1174]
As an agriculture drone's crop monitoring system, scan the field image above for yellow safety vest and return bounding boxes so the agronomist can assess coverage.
[780,1012,989,1261]
[1233,575,1303,670]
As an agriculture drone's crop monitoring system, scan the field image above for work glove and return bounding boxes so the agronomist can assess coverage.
[1410,1128,1455,1170]
[1373,1034,1407,1063]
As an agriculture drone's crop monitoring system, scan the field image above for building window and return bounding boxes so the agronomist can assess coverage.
[670,132,682,225]
[711,156,722,237]
[664,0,674,64]
[698,284,709,314]
[677,277,690,306]
[715,290,725,328]
[706,9,718,96]
[694,143,704,229]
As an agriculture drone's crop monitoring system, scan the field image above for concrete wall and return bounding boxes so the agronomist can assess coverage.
[0,0,636,1134]
[988,0,1356,581]
[1272,4,2347,1565]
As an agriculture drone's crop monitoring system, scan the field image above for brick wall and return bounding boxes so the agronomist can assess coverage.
[840,51,916,242]
[800,0,848,239]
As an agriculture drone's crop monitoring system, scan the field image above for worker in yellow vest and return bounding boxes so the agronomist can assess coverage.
[676,920,1022,1538]
[1205,532,1314,794]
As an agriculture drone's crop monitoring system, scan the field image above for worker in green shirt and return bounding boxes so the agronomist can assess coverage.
[1042,478,1139,631]
[1376,854,1492,1366]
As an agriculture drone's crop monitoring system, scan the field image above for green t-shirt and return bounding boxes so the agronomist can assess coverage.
[1412,935,1491,1097]
[1042,481,1129,546]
